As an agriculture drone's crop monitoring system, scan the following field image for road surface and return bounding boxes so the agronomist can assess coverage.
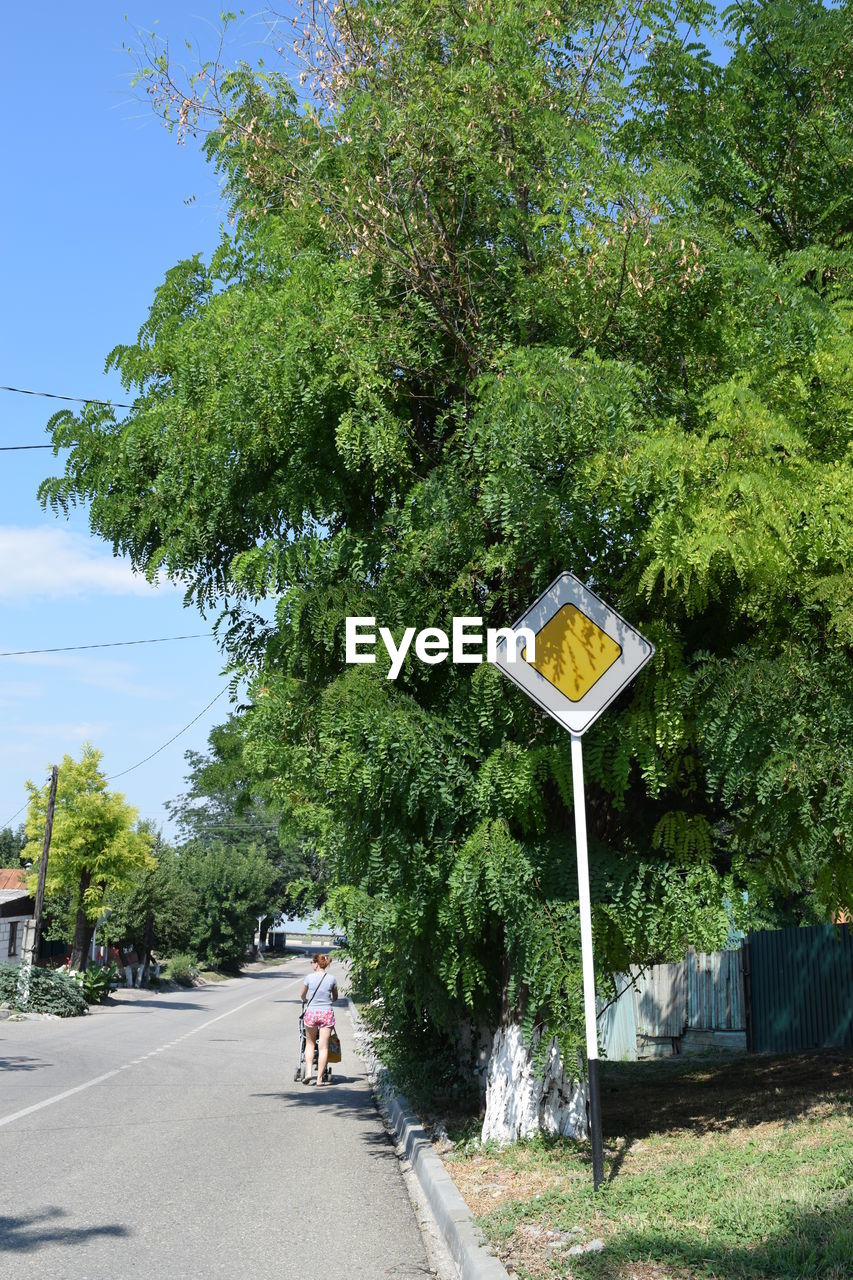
[0,959,433,1279]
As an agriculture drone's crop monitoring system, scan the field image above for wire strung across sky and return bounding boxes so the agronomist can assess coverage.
[1,383,136,448]
[0,633,214,658]
[1,384,134,409]
[107,686,230,781]
[0,685,231,828]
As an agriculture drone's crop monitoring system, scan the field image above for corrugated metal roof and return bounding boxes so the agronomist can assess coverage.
[0,868,28,892]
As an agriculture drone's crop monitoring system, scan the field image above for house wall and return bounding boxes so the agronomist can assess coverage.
[0,917,36,966]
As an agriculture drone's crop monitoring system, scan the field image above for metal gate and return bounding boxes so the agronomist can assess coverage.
[746,924,853,1053]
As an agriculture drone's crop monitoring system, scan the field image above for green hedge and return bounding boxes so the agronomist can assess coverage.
[0,964,88,1017]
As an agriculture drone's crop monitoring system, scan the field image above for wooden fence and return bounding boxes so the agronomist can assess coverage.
[599,928,853,1059]
[599,949,746,1060]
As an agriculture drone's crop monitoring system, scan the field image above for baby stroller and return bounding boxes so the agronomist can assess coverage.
[293,1002,333,1083]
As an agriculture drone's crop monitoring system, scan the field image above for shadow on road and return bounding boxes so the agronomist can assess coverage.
[103,998,205,1012]
[243,967,303,980]
[0,1056,51,1072]
[252,1079,402,1160]
[0,1206,130,1253]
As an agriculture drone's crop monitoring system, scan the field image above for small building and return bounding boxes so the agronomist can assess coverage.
[0,868,36,966]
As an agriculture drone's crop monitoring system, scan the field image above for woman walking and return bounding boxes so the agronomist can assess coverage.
[300,953,338,1085]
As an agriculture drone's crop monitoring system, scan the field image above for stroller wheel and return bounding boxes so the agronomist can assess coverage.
[293,1067,302,1082]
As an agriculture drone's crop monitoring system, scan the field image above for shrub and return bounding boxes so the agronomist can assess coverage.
[0,965,18,1007]
[167,953,199,986]
[0,963,87,1017]
[81,963,118,1005]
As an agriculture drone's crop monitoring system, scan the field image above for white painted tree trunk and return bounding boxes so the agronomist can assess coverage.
[481,1023,588,1144]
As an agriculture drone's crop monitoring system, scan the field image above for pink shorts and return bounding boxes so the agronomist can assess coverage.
[304,1010,335,1029]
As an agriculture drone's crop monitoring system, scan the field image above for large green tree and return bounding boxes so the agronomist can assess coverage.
[178,841,277,971]
[40,1,852,1085]
[25,747,154,969]
[167,714,317,915]
[104,839,200,963]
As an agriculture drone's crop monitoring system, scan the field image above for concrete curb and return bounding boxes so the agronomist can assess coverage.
[347,998,510,1280]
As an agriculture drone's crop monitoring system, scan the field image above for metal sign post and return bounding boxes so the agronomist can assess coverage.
[494,572,654,1191]
[570,731,604,1189]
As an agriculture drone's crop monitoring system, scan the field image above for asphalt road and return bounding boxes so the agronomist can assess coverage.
[0,960,432,1280]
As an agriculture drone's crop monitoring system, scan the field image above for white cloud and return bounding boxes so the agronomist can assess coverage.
[0,679,44,708]
[12,720,111,742]
[2,652,174,699]
[0,526,173,600]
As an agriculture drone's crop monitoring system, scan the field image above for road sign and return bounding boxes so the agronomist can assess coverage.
[493,572,654,1191]
[494,572,654,736]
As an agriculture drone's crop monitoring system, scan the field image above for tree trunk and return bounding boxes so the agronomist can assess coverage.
[481,1023,588,1144]
[455,1019,493,1097]
[69,870,93,971]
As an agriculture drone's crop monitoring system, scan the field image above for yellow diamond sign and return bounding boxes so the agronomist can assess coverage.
[522,604,622,702]
[494,572,654,735]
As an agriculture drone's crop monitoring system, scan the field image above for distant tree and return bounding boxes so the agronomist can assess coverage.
[168,715,319,915]
[105,840,200,961]
[179,842,277,971]
[0,825,26,868]
[25,746,155,969]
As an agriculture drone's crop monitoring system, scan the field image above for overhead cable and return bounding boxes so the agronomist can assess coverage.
[0,384,134,409]
[107,686,230,781]
[0,634,214,658]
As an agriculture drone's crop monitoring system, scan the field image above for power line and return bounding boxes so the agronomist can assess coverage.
[107,686,230,781]
[1,801,29,829]
[1,683,231,827]
[1,384,134,409]
[0,633,214,658]
[0,444,55,451]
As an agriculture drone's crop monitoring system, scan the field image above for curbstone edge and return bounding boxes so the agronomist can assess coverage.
[347,998,510,1280]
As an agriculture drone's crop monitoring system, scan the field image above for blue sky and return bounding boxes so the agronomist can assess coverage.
[0,5,287,838]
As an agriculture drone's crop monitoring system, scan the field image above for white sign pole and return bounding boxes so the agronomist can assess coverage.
[570,731,605,1190]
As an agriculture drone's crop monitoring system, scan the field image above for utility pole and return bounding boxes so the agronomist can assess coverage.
[30,764,58,966]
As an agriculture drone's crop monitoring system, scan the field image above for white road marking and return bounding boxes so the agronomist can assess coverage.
[0,971,304,1130]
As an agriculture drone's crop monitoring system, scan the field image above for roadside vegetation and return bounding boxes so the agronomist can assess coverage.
[446,1053,853,1279]
[0,964,88,1017]
[25,0,853,1117]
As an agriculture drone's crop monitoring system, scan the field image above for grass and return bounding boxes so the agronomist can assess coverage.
[443,1051,853,1280]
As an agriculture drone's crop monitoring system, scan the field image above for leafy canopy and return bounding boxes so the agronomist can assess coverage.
[25,746,154,926]
[38,1,853,1056]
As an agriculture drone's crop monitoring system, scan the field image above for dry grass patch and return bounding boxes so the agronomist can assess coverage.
[442,1051,853,1280]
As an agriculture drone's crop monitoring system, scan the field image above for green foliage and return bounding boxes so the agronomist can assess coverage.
[0,965,19,1007]
[167,715,317,912]
[38,1,853,1078]
[80,963,117,1005]
[24,746,155,940]
[104,841,199,958]
[179,842,277,971]
[0,964,88,1017]
[0,825,26,867]
[166,953,199,986]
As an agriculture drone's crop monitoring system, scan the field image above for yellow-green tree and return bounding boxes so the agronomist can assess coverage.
[26,746,155,970]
